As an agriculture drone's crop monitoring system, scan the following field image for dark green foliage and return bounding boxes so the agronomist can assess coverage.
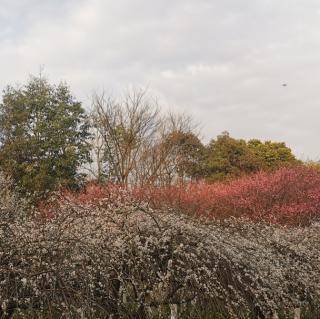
[204,132,299,181]
[0,76,91,197]
[204,132,260,181]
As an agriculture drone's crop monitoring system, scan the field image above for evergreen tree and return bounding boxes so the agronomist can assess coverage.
[0,76,91,196]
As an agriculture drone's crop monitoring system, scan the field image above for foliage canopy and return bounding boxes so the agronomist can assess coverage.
[204,131,299,181]
[0,76,90,196]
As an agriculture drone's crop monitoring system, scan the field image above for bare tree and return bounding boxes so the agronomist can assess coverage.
[90,89,161,185]
[90,89,202,186]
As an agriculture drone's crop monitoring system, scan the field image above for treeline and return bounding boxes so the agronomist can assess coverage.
[0,76,301,197]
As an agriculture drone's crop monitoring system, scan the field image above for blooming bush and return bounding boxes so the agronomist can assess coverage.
[1,174,320,318]
[135,166,320,225]
[62,181,132,207]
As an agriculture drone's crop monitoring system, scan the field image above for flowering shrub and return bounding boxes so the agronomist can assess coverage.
[135,166,320,225]
[1,176,320,318]
[62,181,132,207]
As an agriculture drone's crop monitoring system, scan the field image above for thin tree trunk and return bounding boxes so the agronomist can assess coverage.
[170,304,178,319]
[294,308,301,319]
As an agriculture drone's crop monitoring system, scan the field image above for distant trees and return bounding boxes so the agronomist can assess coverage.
[150,113,204,185]
[204,132,299,181]
[0,76,90,196]
[89,90,203,186]
[161,130,205,183]
[247,139,300,169]
[90,93,299,185]
[204,132,259,181]
[0,76,302,193]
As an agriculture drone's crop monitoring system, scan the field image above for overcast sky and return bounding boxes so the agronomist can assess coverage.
[1,0,320,159]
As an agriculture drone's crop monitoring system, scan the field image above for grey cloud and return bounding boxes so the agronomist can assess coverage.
[0,0,319,158]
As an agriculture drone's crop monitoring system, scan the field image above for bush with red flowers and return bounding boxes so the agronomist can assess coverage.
[133,166,320,225]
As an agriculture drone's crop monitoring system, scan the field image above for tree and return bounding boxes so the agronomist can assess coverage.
[0,76,91,196]
[247,139,299,169]
[161,130,205,183]
[204,132,260,181]
[90,89,161,185]
[90,90,202,186]
[138,112,203,186]
[204,132,300,182]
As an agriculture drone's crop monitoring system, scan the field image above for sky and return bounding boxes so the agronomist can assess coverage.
[1,0,320,159]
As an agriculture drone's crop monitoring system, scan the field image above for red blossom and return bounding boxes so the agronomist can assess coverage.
[133,166,320,225]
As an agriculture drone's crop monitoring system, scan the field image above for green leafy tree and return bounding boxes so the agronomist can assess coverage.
[204,132,300,182]
[204,131,259,181]
[0,76,91,196]
[247,139,299,169]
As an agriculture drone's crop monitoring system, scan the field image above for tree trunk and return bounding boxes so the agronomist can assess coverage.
[294,308,301,319]
[170,304,178,319]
